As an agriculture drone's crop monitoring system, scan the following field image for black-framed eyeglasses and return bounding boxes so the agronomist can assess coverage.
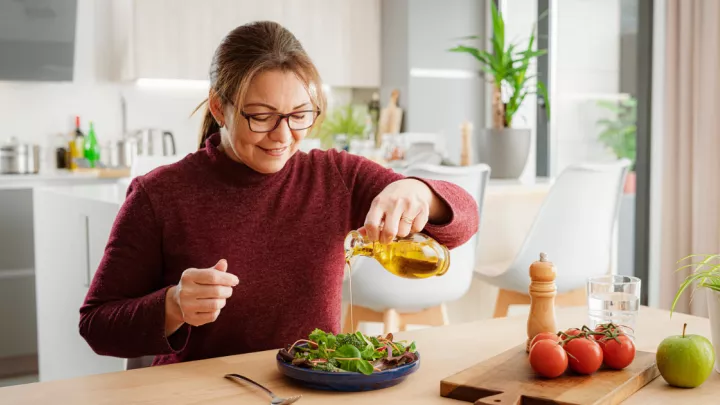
[240,110,321,133]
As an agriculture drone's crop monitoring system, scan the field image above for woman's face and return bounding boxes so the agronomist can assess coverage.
[217,70,315,174]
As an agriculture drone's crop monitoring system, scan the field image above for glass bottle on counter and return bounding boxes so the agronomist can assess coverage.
[54,133,68,169]
[367,92,380,146]
[68,116,84,169]
[343,230,450,279]
[83,121,100,168]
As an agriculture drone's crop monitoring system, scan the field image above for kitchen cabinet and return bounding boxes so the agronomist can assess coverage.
[110,0,380,88]
[0,176,122,378]
[33,185,125,382]
[0,0,78,81]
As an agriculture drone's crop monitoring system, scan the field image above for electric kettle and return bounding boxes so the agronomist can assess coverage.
[133,128,177,157]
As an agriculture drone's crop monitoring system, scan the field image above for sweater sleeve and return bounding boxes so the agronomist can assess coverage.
[330,150,479,250]
[78,178,190,358]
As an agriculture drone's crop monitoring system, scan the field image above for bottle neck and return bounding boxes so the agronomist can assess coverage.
[344,230,376,260]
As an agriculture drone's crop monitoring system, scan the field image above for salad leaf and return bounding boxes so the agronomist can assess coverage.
[309,328,337,349]
[392,342,406,357]
[334,344,374,375]
[360,343,376,360]
[355,359,374,375]
[335,344,361,358]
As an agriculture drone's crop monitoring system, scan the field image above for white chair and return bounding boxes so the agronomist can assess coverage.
[474,159,632,318]
[400,132,445,150]
[343,163,491,334]
[400,132,445,162]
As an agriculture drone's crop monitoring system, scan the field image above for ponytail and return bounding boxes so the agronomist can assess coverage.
[196,100,220,149]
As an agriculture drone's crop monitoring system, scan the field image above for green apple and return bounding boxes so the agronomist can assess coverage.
[656,323,716,388]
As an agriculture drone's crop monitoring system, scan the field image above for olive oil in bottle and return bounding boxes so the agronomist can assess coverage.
[343,231,450,279]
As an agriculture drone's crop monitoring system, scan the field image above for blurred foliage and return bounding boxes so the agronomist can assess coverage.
[596,97,636,171]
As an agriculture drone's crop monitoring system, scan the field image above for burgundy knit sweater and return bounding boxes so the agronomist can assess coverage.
[79,133,479,365]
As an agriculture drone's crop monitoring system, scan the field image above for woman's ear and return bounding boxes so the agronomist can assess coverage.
[208,89,225,127]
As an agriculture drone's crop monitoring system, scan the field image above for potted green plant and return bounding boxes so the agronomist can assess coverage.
[596,97,637,193]
[307,104,369,151]
[671,254,720,373]
[449,2,550,179]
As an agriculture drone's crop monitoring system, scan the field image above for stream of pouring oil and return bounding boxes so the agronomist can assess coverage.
[345,258,354,333]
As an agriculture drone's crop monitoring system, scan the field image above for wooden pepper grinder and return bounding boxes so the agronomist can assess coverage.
[526,252,558,352]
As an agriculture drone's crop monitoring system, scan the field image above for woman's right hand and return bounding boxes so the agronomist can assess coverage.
[165,259,239,334]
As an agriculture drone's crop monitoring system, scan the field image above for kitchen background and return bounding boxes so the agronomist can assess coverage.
[0,0,668,389]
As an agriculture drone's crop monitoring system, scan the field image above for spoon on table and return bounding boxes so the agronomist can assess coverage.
[224,373,301,405]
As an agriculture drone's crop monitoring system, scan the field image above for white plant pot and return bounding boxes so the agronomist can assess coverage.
[706,289,720,373]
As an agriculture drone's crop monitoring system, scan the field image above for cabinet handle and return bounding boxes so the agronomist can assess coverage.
[83,214,91,287]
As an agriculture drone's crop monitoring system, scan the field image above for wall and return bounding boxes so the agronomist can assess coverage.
[550,0,621,175]
[379,0,409,117]
[380,0,486,164]
[500,0,538,181]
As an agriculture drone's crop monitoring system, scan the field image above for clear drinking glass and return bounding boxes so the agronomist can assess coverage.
[587,275,641,337]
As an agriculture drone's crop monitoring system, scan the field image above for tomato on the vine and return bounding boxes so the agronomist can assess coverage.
[563,337,603,375]
[592,323,624,340]
[564,328,584,337]
[598,334,635,369]
[529,340,568,378]
[530,332,560,349]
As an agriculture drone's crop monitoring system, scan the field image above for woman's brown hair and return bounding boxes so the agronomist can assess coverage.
[195,21,326,149]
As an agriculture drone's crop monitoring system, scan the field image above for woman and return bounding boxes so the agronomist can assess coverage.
[79,21,479,366]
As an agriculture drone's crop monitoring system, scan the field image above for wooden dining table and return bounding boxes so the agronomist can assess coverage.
[1,306,717,404]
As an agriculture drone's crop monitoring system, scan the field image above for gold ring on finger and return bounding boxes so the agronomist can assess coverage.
[400,215,414,224]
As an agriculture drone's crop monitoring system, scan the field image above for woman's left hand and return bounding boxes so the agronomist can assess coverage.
[361,179,439,244]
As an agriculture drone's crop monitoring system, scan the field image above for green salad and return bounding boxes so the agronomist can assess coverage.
[278,329,418,375]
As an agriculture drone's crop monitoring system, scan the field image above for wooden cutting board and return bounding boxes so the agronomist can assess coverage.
[440,344,660,405]
[378,89,403,137]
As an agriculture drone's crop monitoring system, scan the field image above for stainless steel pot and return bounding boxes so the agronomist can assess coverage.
[1,140,40,174]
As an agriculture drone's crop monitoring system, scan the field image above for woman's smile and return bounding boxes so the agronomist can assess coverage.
[258,145,289,157]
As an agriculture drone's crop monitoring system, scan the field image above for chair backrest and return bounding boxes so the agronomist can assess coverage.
[400,132,445,155]
[507,159,631,292]
[403,163,491,227]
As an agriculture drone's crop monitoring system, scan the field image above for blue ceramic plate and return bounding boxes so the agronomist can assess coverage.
[276,351,421,392]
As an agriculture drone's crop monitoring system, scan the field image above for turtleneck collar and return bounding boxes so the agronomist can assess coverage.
[201,132,296,187]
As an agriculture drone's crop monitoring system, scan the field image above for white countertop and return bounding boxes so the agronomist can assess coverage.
[0,170,124,190]
[34,182,128,206]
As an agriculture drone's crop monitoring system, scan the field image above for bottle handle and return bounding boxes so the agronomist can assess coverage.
[344,230,363,251]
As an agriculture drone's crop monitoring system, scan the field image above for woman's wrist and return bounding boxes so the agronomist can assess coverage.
[405,178,451,224]
[164,286,185,336]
